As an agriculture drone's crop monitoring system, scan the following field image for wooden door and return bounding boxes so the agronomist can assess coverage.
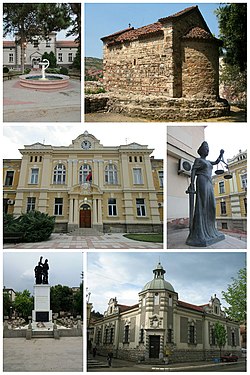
[149,335,160,358]
[80,208,91,228]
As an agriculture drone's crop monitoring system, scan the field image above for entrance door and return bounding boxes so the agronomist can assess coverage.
[80,204,91,228]
[149,336,160,358]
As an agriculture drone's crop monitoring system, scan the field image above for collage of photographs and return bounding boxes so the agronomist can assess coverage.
[2,1,247,373]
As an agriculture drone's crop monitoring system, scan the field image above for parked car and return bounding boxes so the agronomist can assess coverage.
[220,353,238,362]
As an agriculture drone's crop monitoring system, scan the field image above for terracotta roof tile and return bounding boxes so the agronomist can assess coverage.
[101,27,134,41]
[118,303,139,312]
[56,40,78,48]
[3,41,15,48]
[158,5,198,23]
[178,300,204,312]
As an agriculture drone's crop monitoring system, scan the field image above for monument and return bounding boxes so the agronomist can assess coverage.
[186,142,225,247]
[32,256,53,330]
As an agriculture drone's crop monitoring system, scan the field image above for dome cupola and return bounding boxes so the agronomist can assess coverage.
[141,262,175,292]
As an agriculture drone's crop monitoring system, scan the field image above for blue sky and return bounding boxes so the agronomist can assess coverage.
[85,2,223,58]
[87,252,246,313]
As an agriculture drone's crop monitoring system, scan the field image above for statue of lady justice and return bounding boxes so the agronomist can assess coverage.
[186,141,225,247]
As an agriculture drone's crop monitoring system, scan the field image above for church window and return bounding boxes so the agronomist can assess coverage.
[5,171,14,186]
[79,164,92,184]
[133,168,143,184]
[27,197,36,212]
[136,198,146,216]
[30,168,39,184]
[105,164,118,184]
[53,164,66,184]
[108,198,117,216]
[54,198,63,216]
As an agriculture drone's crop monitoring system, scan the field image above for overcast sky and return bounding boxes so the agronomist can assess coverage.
[2,124,166,160]
[3,252,83,294]
[87,252,246,314]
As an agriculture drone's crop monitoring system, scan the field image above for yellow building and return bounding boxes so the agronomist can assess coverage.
[213,149,247,233]
[3,131,163,233]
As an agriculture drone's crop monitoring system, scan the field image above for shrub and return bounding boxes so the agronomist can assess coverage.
[59,67,68,75]
[24,68,31,74]
[3,66,9,73]
[3,211,55,242]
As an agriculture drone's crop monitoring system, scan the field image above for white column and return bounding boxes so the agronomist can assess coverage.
[93,198,97,225]
[73,198,78,224]
[97,199,103,224]
[69,198,74,224]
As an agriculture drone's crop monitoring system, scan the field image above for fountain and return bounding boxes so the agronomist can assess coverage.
[19,59,69,90]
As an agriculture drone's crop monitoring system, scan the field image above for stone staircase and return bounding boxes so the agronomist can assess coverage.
[87,358,109,369]
[69,228,102,236]
[32,330,54,338]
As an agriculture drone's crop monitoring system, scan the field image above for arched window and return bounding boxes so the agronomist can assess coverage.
[79,164,92,184]
[53,164,66,184]
[105,164,118,184]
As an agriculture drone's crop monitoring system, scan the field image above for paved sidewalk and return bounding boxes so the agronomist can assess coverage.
[3,232,163,249]
[3,77,81,122]
[3,337,83,372]
[167,228,246,249]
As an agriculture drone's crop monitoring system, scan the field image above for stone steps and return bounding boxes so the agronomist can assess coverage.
[69,228,102,236]
[32,330,54,338]
[87,359,109,368]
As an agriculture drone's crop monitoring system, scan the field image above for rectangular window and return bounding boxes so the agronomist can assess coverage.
[105,328,108,344]
[68,53,73,62]
[110,328,114,344]
[27,197,36,212]
[136,198,146,216]
[133,168,143,184]
[220,201,226,215]
[232,332,236,346]
[211,328,216,345]
[5,171,14,186]
[30,168,39,184]
[54,198,63,216]
[33,40,39,48]
[108,198,117,216]
[189,325,195,344]
[58,53,63,62]
[158,170,164,188]
[139,328,144,343]
[241,174,247,189]
[9,53,14,63]
[97,331,101,345]
[168,329,172,343]
[46,40,51,47]
[219,181,225,194]
[124,325,129,343]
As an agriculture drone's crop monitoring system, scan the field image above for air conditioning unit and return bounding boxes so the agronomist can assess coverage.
[178,158,193,176]
[7,199,15,205]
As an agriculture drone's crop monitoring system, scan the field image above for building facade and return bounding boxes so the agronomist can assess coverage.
[167,126,205,229]
[3,132,163,234]
[91,263,241,363]
[213,149,247,232]
[3,32,78,69]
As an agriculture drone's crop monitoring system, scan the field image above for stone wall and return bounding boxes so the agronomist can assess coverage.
[103,223,163,233]
[85,94,109,113]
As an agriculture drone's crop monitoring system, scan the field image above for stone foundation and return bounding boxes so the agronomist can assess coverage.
[85,93,230,121]
[103,223,163,234]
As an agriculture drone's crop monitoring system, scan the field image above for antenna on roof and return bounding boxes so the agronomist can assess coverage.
[125,138,128,145]
[43,139,45,144]
[128,23,131,28]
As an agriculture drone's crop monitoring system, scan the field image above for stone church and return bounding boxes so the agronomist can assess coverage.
[91,263,240,363]
[3,131,163,234]
[100,6,229,121]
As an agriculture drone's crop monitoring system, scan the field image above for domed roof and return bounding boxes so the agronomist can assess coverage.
[141,263,175,292]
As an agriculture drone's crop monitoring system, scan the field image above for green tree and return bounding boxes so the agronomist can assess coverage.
[3,3,72,73]
[42,51,57,68]
[13,290,33,320]
[73,283,83,316]
[214,321,227,358]
[222,267,246,322]
[215,4,247,71]
[3,291,12,317]
[50,285,73,314]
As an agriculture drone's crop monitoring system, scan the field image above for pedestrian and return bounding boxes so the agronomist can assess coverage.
[92,345,97,358]
[107,352,113,367]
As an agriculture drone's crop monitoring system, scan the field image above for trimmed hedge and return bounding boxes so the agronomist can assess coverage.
[3,211,55,243]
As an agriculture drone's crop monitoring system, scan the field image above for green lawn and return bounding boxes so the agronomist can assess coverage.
[123,233,163,243]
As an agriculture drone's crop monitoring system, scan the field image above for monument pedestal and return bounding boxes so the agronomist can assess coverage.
[32,284,52,331]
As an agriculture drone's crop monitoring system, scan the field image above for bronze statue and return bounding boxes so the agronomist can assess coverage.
[186,141,225,246]
[34,256,49,284]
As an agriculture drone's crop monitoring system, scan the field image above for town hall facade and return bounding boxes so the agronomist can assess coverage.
[3,132,163,234]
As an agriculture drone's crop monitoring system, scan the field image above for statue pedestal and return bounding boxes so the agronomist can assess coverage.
[32,284,52,330]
